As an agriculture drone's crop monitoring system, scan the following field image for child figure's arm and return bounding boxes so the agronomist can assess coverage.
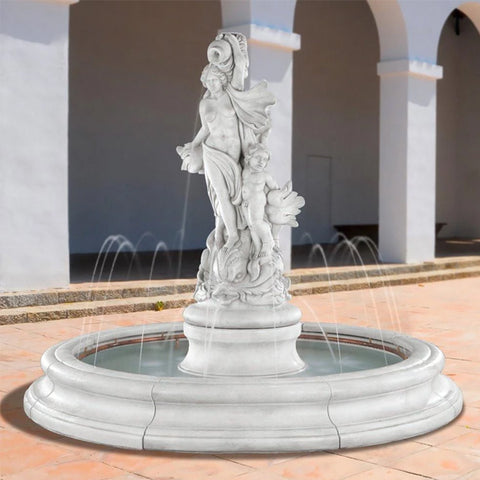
[264,174,278,192]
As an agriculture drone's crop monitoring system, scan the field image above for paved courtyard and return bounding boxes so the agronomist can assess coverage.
[1,277,480,479]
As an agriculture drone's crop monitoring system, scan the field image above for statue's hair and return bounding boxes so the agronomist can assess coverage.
[200,64,229,89]
[246,143,270,161]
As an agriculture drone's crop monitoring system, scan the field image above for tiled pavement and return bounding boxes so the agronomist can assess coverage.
[1,277,480,479]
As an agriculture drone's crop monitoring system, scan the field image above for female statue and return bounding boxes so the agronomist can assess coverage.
[177,63,243,250]
[177,33,304,306]
[177,33,275,251]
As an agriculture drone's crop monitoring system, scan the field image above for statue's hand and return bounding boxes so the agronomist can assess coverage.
[176,144,191,171]
[176,143,204,173]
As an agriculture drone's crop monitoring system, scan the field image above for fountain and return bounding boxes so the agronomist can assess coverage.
[24,33,462,452]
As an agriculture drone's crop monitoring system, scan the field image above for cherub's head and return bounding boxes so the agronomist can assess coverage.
[245,143,270,172]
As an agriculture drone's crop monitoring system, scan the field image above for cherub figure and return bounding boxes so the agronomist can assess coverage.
[241,144,278,257]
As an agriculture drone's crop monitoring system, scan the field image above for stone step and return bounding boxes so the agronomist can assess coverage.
[290,264,480,296]
[1,256,479,310]
[0,292,194,325]
[288,256,480,285]
[0,279,197,310]
[1,257,480,325]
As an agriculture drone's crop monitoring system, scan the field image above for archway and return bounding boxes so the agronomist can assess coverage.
[292,0,380,256]
[436,4,480,255]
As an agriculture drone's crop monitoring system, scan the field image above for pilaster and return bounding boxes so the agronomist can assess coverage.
[377,59,443,263]
[0,0,73,290]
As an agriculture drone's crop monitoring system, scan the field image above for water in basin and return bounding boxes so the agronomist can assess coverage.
[81,337,402,377]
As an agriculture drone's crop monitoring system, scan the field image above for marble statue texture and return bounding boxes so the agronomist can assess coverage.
[177,32,304,306]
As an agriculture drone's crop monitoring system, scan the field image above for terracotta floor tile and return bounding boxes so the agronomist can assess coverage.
[93,450,192,472]
[0,368,43,393]
[0,361,39,375]
[12,323,58,333]
[35,325,88,341]
[214,453,309,469]
[33,435,116,457]
[458,469,480,480]
[232,469,287,480]
[0,441,76,476]
[268,452,373,479]
[456,406,480,431]
[0,429,39,452]
[444,360,480,376]
[138,455,252,480]
[391,446,480,480]
[1,336,56,354]
[415,425,470,446]
[5,458,125,480]
[0,347,39,365]
[0,422,68,452]
[105,475,155,480]
[438,431,480,458]
[448,374,480,403]
[342,465,432,479]
[338,439,430,466]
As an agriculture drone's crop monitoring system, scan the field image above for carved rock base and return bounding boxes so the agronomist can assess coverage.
[179,301,305,377]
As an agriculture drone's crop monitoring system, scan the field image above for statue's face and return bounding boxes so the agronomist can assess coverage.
[249,152,268,172]
[205,71,223,95]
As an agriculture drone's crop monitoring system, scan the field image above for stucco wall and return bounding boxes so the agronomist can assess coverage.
[69,1,220,253]
[68,1,480,254]
[292,0,380,244]
[437,15,480,238]
[0,0,70,290]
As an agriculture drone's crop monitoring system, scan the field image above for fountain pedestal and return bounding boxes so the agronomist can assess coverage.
[179,301,305,377]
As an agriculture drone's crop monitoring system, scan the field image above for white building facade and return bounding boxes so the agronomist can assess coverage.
[1,0,479,291]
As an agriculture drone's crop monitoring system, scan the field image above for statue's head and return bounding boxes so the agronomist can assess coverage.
[201,64,228,95]
[245,143,270,172]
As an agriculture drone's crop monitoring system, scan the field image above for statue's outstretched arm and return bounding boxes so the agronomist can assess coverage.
[177,112,209,174]
[191,124,209,149]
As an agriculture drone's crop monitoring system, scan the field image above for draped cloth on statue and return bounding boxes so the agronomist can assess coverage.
[226,81,276,147]
[202,142,245,229]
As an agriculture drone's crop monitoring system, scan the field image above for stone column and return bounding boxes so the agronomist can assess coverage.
[219,24,301,270]
[377,59,443,263]
[0,0,75,291]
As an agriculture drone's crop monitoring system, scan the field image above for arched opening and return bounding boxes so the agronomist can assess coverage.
[68,0,221,280]
[292,0,380,262]
[436,4,480,256]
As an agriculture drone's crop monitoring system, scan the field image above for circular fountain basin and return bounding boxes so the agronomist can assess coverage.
[24,322,462,452]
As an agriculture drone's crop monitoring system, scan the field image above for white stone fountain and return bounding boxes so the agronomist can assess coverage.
[24,33,462,452]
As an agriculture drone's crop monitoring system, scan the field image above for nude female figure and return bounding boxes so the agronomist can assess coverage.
[177,64,243,251]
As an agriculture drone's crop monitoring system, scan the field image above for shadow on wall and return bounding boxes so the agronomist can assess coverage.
[292,0,380,246]
[437,11,480,239]
[68,1,221,254]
